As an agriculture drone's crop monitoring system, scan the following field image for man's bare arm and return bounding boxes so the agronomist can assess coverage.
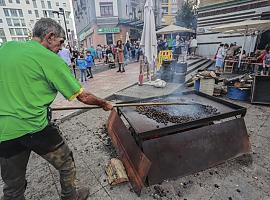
[77,91,113,111]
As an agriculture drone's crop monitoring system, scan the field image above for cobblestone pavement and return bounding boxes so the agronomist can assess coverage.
[1,63,270,199]
[51,61,140,120]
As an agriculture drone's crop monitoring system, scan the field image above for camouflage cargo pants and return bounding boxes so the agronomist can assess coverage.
[0,124,77,200]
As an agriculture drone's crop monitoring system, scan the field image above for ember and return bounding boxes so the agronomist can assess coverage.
[136,104,220,125]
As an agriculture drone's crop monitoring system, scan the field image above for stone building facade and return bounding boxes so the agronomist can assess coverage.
[0,0,74,44]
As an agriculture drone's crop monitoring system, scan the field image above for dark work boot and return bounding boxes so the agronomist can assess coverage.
[77,187,89,200]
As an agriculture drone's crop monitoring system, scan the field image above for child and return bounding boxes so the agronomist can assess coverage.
[76,54,88,82]
[86,51,94,78]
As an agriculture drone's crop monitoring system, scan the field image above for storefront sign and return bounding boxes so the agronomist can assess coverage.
[97,27,120,33]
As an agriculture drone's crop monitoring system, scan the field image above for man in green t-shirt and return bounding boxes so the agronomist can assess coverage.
[0,18,113,200]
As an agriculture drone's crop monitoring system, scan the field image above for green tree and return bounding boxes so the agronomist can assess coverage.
[175,1,196,30]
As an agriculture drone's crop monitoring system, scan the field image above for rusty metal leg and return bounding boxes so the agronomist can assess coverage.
[107,110,151,195]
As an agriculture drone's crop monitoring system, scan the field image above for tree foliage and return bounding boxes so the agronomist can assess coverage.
[175,2,197,30]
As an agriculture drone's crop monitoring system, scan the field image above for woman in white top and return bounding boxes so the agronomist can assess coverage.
[215,43,229,71]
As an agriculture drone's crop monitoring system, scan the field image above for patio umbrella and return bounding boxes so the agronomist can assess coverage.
[211,20,270,68]
[156,24,193,35]
[140,0,157,80]
[125,31,130,43]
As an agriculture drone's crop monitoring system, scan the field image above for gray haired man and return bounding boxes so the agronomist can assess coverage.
[0,18,113,200]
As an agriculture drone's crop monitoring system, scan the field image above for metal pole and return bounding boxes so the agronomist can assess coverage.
[60,8,69,42]
[238,29,247,69]
[51,102,201,111]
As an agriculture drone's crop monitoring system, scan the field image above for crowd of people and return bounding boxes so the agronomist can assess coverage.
[214,42,270,75]
[157,35,198,56]
[57,39,143,82]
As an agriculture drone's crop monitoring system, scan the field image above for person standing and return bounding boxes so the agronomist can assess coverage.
[96,45,102,62]
[257,46,270,75]
[86,51,94,78]
[263,48,270,75]
[115,40,125,73]
[87,46,97,65]
[0,18,113,200]
[76,54,88,82]
[215,43,229,72]
[190,37,198,56]
[71,48,79,78]
[58,44,72,67]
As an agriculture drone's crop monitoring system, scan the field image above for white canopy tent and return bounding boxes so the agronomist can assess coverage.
[211,20,270,68]
[140,0,157,80]
[125,31,130,43]
[211,20,270,34]
[156,24,193,34]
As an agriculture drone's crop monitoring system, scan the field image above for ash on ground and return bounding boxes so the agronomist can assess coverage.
[94,124,118,158]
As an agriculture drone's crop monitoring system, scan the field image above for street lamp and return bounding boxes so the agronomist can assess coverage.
[138,9,142,20]
[129,12,133,20]
[52,7,69,41]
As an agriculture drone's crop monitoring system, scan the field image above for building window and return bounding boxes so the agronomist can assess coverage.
[10,9,18,17]
[23,28,27,35]
[43,10,48,17]
[26,0,29,4]
[6,18,12,26]
[0,29,6,36]
[162,7,168,14]
[41,0,45,8]
[28,10,32,14]
[0,28,7,43]
[32,0,37,8]
[0,19,2,23]
[162,0,168,3]
[8,0,12,3]
[21,18,26,26]
[15,28,23,35]
[171,7,178,14]
[34,10,39,18]
[56,1,59,6]
[62,2,66,7]
[18,9,23,17]
[48,10,53,17]
[16,0,20,3]
[47,1,51,9]
[4,8,10,16]
[100,2,113,17]
[65,11,71,18]
[9,28,15,36]
[0,0,6,6]
[30,19,34,24]
[106,33,113,45]
[13,18,21,26]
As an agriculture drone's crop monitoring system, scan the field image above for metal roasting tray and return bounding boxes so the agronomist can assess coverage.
[108,90,250,195]
[117,90,247,140]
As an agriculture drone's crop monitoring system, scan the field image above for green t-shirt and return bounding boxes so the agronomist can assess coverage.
[0,41,82,142]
